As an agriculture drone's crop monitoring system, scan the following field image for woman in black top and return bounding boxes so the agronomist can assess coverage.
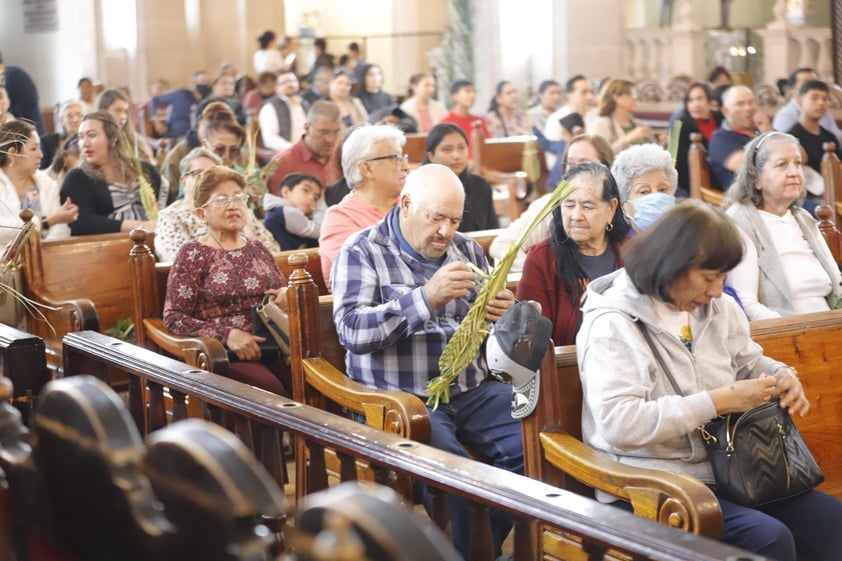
[423,123,499,232]
[61,111,161,235]
[355,64,394,115]
[672,82,723,196]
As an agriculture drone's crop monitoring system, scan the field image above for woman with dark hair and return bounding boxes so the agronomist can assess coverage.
[0,120,78,243]
[253,30,285,75]
[485,80,530,137]
[329,69,367,128]
[399,73,447,133]
[422,122,498,232]
[489,134,614,271]
[97,88,155,164]
[354,64,394,115]
[578,199,842,560]
[60,111,160,235]
[516,161,629,345]
[202,117,246,168]
[673,82,723,195]
[726,132,841,319]
[589,79,654,153]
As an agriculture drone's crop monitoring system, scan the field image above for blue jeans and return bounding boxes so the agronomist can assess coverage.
[613,490,842,561]
[422,380,524,560]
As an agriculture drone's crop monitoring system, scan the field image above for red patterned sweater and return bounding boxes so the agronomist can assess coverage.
[163,238,286,342]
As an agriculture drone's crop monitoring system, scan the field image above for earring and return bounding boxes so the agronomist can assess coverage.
[606,222,614,232]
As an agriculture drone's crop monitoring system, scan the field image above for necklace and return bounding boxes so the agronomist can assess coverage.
[206,229,245,251]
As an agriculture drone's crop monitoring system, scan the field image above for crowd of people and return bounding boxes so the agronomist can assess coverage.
[2,34,842,561]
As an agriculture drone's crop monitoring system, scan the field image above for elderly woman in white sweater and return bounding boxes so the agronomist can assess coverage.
[726,132,841,320]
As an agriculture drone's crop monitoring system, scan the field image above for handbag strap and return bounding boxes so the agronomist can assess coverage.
[636,321,685,397]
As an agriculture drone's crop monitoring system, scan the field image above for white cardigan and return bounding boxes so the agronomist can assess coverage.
[0,168,70,246]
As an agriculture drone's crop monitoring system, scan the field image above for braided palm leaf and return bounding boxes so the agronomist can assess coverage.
[426,179,576,408]
[127,132,159,221]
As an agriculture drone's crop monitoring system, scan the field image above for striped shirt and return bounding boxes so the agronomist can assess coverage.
[331,208,489,398]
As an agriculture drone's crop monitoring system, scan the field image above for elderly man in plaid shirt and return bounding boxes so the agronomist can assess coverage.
[331,163,522,559]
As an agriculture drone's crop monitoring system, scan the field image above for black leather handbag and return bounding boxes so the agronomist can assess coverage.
[699,399,824,507]
[638,323,824,507]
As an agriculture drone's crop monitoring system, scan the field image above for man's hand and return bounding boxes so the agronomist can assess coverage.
[424,262,478,309]
[485,289,515,321]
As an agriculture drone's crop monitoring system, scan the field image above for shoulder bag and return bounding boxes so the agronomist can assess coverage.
[638,322,823,507]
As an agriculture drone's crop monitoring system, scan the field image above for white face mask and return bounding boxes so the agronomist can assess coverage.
[627,192,675,231]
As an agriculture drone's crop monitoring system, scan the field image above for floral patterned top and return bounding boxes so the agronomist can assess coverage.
[163,238,286,342]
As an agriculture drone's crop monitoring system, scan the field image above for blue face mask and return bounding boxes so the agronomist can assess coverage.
[628,192,675,231]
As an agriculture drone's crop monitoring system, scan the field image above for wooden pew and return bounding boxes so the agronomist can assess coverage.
[0,323,50,425]
[688,133,726,207]
[21,220,155,368]
[0,373,286,561]
[471,124,548,222]
[404,132,428,165]
[523,309,842,557]
[128,229,326,375]
[821,142,842,231]
[59,330,754,561]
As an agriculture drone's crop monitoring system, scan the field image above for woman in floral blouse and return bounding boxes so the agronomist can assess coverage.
[163,165,289,395]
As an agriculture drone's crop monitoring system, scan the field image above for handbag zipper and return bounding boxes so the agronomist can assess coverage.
[778,421,790,488]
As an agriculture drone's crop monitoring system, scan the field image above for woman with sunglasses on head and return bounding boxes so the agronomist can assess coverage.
[726,132,841,320]
[164,165,289,395]
[60,111,160,235]
[203,117,247,168]
[155,147,278,262]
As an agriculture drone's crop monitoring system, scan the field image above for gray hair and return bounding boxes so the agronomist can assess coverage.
[59,99,83,119]
[610,143,678,202]
[727,132,800,207]
[721,85,752,110]
[179,147,222,176]
[341,124,406,188]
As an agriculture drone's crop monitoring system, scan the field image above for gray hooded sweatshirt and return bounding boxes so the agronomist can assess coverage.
[576,269,787,495]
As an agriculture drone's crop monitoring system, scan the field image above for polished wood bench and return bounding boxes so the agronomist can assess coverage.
[58,330,753,561]
[21,220,155,368]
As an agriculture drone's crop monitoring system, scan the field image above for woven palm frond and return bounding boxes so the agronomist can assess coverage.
[427,179,576,408]
[667,121,682,168]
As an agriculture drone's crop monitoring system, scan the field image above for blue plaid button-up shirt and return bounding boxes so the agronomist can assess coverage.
[331,208,490,398]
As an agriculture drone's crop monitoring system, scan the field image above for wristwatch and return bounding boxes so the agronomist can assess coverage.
[41,216,50,230]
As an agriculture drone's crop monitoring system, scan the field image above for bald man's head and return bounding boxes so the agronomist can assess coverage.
[399,164,466,260]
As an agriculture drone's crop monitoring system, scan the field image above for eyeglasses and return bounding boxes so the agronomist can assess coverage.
[203,193,249,208]
[182,168,205,179]
[366,153,409,164]
[210,144,241,160]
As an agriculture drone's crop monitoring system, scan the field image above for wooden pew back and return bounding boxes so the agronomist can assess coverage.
[404,133,428,165]
[58,330,753,561]
[22,227,155,366]
[688,133,726,207]
[821,142,842,230]
[471,125,548,221]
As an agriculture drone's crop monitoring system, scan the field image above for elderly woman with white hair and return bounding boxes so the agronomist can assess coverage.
[726,132,841,320]
[318,124,409,287]
[610,143,678,233]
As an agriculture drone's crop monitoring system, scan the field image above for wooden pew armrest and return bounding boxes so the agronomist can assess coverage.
[301,357,431,443]
[141,318,229,374]
[539,431,723,539]
[30,291,98,331]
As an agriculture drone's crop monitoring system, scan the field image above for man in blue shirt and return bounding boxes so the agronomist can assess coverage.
[332,164,522,560]
[148,70,210,140]
[709,85,772,190]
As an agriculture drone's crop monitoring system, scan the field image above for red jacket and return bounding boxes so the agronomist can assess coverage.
[516,237,624,346]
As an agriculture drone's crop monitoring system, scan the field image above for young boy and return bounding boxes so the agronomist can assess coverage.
[787,79,842,173]
[440,79,490,158]
[263,172,324,250]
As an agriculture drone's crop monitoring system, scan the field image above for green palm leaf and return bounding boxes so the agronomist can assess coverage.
[427,179,576,408]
